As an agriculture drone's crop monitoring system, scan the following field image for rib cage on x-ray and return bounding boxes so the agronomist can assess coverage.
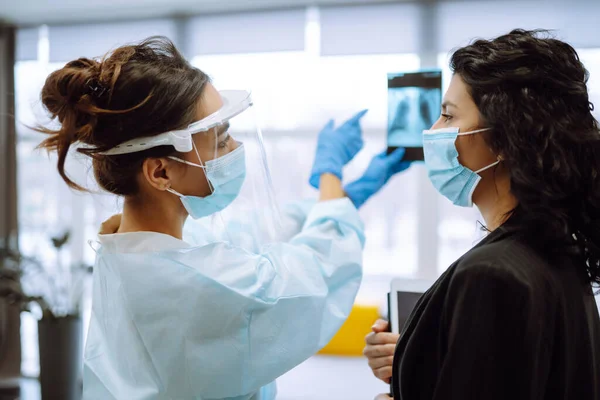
[388,88,440,147]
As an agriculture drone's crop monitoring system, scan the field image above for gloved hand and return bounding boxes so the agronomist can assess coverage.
[309,110,368,188]
[345,148,410,209]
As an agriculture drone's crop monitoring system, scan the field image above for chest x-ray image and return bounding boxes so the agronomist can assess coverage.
[387,71,442,159]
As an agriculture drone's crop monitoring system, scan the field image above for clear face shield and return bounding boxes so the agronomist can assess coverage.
[102,90,283,251]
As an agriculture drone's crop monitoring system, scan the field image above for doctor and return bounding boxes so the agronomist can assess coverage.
[38,36,408,399]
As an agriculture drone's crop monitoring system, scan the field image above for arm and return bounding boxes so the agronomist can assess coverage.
[271,174,346,241]
[274,147,413,243]
[319,173,345,201]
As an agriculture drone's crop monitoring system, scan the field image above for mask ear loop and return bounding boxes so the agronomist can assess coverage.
[475,159,500,174]
[166,136,216,195]
[192,139,216,193]
[456,127,492,136]
[456,127,500,174]
[167,157,204,168]
[167,138,206,169]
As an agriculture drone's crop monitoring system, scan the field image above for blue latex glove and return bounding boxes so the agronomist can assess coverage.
[345,148,411,209]
[309,110,368,188]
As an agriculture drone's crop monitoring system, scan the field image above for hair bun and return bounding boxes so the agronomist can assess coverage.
[41,58,103,123]
[86,77,109,99]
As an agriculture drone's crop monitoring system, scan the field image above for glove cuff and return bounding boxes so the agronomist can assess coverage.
[344,181,370,209]
[309,165,343,189]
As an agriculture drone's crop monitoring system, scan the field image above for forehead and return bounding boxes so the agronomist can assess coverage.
[444,74,472,106]
[195,82,224,121]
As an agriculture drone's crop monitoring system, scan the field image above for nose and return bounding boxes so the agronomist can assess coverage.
[229,140,242,152]
[429,116,444,130]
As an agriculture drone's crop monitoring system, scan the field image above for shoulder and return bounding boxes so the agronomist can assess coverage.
[437,244,534,324]
[453,236,547,291]
[98,231,191,254]
[450,233,560,302]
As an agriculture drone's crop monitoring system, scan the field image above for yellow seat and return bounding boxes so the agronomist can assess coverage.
[318,303,380,356]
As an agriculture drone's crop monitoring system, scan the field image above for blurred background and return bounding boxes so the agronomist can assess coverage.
[1,0,600,399]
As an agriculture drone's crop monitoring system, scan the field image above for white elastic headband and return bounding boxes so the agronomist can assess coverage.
[99,90,252,156]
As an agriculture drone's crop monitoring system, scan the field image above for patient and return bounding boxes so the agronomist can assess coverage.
[365,29,600,400]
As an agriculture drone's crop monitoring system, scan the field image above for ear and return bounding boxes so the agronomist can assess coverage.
[141,157,175,191]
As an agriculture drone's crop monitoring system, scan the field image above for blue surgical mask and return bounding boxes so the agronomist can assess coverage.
[423,127,499,207]
[167,144,246,219]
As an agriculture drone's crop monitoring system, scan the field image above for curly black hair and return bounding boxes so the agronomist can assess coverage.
[450,29,600,288]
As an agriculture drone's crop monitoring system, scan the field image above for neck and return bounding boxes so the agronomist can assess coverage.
[118,194,186,240]
[474,174,518,232]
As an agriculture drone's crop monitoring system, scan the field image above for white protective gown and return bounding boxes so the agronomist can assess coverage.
[83,198,364,400]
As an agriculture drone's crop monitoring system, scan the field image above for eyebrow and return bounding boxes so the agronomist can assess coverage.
[442,101,458,110]
[216,122,230,138]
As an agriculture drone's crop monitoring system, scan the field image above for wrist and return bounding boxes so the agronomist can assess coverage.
[310,164,342,188]
[344,183,364,209]
[344,179,378,209]
[319,173,346,201]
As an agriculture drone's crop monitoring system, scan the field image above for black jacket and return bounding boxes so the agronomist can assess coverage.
[392,218,600,400]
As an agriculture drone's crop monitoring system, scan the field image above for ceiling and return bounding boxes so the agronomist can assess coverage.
[0,0,407,26]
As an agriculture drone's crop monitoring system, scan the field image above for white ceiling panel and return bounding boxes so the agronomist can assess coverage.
[0,0,402,26]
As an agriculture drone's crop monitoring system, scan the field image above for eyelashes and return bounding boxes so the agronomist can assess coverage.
[441,113,453,122]
[217,135,231,149]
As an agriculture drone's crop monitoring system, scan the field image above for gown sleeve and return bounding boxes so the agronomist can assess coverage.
[432,262,553,400]
[275,198,318,241]
[88,197,364,400]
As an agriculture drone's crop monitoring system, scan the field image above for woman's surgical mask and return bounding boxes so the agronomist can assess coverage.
[167,143,246,219]
[423,127,499,207]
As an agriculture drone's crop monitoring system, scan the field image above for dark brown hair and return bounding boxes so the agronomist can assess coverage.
[37,36,209,196]
[451,29,600,287]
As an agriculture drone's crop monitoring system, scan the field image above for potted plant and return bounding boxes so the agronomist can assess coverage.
[0,231,90,400]
[0,246,27,399]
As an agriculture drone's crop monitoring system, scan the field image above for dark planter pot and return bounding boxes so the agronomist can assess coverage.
[38,316,82,400]
[0,299,21,398]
